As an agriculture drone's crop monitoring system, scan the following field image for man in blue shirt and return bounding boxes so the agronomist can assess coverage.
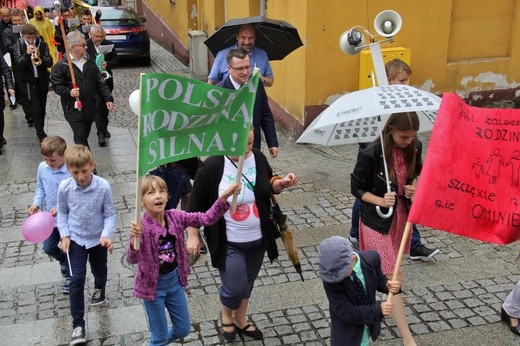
[208,24,274,87]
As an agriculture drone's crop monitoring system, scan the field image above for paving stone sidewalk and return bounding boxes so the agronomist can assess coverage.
[0,40,518,346]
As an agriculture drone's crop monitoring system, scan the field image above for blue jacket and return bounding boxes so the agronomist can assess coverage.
[217,76,278,150]
[323,250,389,346]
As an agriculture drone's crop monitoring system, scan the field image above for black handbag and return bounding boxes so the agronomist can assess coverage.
[269,195,284,239]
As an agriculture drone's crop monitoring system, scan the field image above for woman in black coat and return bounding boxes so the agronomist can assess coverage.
[350,112,421,346]
[186,128,297,342]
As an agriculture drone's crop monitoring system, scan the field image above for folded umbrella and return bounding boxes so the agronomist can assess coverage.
[271,195,304,281]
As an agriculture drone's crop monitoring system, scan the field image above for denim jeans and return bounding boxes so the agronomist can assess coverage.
[350,198,421,249]
[43,227,66,264]
[68,241,107,328]
[143,268,190,346]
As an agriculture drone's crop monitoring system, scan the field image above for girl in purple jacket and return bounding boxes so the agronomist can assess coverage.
[127,175,240,346]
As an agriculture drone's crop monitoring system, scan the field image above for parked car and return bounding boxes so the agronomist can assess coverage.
[92,6,151,65]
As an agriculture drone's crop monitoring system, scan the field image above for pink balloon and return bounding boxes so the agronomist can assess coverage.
[22,211,55,243]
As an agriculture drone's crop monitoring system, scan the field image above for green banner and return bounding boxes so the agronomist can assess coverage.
[137,73,259,176]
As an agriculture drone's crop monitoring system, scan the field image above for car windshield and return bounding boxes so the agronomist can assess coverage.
[97,7,139,25]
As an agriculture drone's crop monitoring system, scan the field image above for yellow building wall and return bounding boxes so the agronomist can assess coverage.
[264,0,520,124]
[197,0,224,34]
[144,0,195,47]
[224,0,260,19]
[147,0,520,126]
[266,0,307,123]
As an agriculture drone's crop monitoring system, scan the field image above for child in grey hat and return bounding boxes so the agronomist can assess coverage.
[318,236,401,346]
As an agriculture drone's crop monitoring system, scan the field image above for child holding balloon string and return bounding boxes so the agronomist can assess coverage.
[28,136,71,294]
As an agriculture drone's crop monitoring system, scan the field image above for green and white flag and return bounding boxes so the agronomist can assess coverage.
[136,72,259,176]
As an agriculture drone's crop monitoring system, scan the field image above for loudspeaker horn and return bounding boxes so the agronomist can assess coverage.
[339,29,365,55]
[374,10,402,37]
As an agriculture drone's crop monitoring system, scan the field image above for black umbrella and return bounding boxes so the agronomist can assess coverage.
[204,15,303,60]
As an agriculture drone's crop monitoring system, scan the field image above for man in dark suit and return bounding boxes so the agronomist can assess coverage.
[54,7,73,60]
[216,47,278,158]
[12,24,53,143]
[86,24,119,146]
[50,30,114,148]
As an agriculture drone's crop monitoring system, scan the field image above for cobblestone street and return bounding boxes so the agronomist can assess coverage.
[0,40,518,346]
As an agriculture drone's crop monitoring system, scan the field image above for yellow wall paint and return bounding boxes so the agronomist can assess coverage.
[225,0,261,20]
[148,0,520,126]
[266,0,307,122]
[145,0,191,47]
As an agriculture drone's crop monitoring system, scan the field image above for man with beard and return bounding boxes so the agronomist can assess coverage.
[208,24,273,87]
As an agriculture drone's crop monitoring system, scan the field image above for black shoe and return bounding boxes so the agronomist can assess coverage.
[235,323,263,340]
[27,121,34,127]
[60,262,68,278]
[9,103,16,110]
[98,135,106,147]
[105,131,111,139]
[91,287,106,306]
[220,311,236,342]
[62,277,71,294]
[1,138,6,145]
[38,134,48,143]
[409,244,440,260]
[70,326,86,345]
[348,235,360,250]
[502,307,520,336]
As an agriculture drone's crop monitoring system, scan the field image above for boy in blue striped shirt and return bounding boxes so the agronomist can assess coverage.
[28,136,71,293]
[57,145,117,345]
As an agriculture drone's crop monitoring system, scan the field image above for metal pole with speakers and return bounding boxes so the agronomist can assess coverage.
[339,10,402,86]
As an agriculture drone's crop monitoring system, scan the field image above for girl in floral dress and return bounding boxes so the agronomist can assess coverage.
[351,112,422,346]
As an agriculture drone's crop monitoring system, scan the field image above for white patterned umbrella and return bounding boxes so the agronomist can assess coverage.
[297,84,441,146]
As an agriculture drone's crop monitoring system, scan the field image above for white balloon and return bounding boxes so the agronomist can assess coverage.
[128,89,140,115]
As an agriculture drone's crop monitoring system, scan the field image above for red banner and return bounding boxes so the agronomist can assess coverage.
[409,93,520,244]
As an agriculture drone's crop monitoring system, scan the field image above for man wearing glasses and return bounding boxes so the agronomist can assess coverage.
[208,24,274,87]
[51,31,114,148]
[218,47,278,158]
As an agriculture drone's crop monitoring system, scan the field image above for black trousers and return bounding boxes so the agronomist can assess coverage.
[95,103,109,137]
[21,82,48,138]
[0,109,4,142]
[68,118,93,148]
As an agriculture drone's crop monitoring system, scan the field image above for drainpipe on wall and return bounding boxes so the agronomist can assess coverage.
[260,0,265,16]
